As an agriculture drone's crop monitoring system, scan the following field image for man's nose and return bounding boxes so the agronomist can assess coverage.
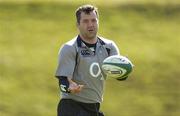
[88,21,94,27]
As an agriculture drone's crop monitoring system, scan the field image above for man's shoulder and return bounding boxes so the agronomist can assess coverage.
[62,36,78,49]
[59,36,77,53]
[98,36,114,44]
[65,36,77,46]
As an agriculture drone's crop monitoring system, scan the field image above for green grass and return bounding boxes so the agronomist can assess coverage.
[0,1,180,116]
[1,0,180,5]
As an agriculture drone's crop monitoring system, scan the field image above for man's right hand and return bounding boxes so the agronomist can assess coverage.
[68,78,84,94]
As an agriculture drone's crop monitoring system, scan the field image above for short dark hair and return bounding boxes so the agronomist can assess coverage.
[75,4,99,24]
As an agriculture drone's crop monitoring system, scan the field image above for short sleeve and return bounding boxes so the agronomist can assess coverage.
[55,44,76,79]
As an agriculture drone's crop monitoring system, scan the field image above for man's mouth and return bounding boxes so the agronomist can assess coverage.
[88,29,94,32]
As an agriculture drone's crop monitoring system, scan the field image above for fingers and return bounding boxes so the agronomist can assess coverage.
[77,84,84,92]
[67,78,84,94]
[68,84,84,94]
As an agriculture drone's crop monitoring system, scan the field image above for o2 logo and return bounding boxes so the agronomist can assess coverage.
[89,62,105,80]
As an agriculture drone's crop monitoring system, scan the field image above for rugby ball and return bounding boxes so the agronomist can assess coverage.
[102,55,133,80]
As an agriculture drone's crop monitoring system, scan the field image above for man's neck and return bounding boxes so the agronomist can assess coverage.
[79,34,97,44]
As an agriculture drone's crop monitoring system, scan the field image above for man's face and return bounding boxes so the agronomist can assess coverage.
[77,11,99,40]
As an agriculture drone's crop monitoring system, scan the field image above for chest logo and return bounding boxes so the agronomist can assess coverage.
[89,62,105,80]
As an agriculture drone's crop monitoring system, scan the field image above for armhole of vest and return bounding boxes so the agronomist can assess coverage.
[73,44,79,74]
[75,49,78,66]
[106,48,110,56]
[98,37,111,56]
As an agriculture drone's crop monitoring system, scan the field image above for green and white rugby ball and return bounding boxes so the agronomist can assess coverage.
[102,55,133,80]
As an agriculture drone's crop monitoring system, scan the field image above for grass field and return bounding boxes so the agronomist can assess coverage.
[0,1,180,116]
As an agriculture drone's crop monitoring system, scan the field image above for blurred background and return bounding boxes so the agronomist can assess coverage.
[0,0,180,116]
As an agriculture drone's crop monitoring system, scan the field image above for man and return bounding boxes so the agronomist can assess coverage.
[55,4,120,116]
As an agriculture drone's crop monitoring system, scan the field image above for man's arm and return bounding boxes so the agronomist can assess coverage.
[58,76,84,93]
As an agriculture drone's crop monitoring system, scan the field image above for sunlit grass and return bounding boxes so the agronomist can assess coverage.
[0,2,180,116]
[1,0,180,5]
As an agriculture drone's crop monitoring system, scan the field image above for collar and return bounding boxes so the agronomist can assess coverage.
[77,35,105,48]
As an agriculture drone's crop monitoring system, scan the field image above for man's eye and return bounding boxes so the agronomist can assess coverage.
[92,19,97,22]
[83,20,89,23]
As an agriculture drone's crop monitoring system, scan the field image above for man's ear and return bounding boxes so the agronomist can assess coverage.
[76,22,81,30]
[76,22,80,27]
